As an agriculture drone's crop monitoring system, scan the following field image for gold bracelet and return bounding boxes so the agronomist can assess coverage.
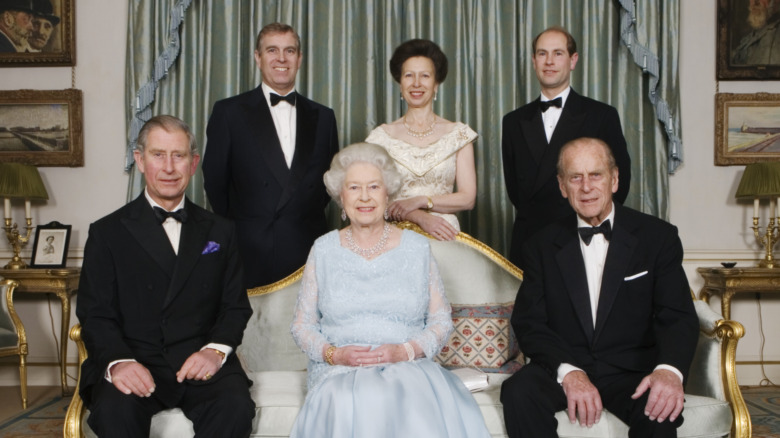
[325,346,337,365]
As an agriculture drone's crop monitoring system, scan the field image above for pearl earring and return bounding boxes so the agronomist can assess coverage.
[341,209,347,221]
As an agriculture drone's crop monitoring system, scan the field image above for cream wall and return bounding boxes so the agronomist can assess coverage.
[0,0,128,387]
[2,0,779,388]
[677,0,780,386]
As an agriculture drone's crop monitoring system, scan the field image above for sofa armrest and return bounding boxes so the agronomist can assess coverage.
[63,324,86,438]
[686,300,751,438]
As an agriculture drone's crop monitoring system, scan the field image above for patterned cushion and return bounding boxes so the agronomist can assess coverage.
[436,303,523,373]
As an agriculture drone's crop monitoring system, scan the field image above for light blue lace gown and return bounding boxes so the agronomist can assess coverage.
[290,229,490,438]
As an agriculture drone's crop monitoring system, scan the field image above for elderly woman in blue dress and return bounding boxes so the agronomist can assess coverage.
[289,142,489,437]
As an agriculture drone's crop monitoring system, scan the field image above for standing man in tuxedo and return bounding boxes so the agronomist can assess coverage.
[502,26,631,268]
[77,115,255,437]
[203,22,339,288]
[500,137,697,437]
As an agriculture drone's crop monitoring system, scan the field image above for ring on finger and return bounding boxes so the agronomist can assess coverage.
[205,373,212,380]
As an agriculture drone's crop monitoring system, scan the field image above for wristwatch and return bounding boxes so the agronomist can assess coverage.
[426,196,434,210]
[211,348,226,361]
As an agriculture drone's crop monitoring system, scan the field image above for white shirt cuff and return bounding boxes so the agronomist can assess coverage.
[105,359,137,383]
[557,363,584,384]
[201,343,233,366]
[655,364,684,383]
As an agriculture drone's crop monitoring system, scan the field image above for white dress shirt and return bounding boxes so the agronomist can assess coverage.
[145,190,184,255]
[541,86,571,142]
[262,82,297,168]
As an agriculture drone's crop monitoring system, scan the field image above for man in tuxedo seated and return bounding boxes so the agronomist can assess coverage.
[76,115,255,437]
[500,137,698,438]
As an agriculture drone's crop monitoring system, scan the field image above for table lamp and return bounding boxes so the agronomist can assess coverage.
[735,162,780,268]
[0,163,49,269]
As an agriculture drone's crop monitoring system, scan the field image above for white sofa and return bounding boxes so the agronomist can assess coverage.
[64,225,751,437]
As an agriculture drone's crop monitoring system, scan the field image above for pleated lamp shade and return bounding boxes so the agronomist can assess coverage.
[735,162,780,198]
[0,163,48,200]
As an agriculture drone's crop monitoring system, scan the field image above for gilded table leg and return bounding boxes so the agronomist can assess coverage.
[698,286,712,303]
[721,289,735,320]
[56,291,71,396]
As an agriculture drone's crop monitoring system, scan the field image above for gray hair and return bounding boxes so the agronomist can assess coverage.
[324,143,402,206]
[136,115,198,156]
[557,137,616,176]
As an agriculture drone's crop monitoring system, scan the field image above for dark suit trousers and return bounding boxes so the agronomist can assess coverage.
[500,363,682,438]
[87,373,255,437]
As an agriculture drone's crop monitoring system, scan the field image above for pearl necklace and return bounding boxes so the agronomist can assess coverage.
[403,115,436,138]
[345,222,391,258]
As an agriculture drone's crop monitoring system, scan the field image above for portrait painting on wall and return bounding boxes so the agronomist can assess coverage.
[717,0,780,79]
[0,89,83,166]
[30,221,71,268]
[0,0,74,66]
[716,93,780,165]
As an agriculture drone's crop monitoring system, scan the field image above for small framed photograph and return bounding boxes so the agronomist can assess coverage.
[717,0,780,80]
[716,92,780,165]
[0,89,83,167]
[0,0,75,66]
[30,221,71,268]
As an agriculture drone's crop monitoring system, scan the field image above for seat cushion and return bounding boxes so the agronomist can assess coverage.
[82,370,732,438]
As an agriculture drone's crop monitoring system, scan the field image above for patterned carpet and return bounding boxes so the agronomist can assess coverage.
[0,395,70,437]
[744,386,780,438]
[0,387,778,436]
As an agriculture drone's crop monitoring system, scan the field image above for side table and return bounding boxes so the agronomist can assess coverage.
[0,267,79,396]
[697,267,780,319]
[698,266,780,366]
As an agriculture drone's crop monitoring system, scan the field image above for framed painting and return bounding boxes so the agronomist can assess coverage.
[0,89,83,167]
[30,221,71,268]
[716,93,780,165]
[717,0,780,80]
[0,0,75,66]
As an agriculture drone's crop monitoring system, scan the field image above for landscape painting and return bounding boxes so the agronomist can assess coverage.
[0,89,82,166]
[716,93,780,165]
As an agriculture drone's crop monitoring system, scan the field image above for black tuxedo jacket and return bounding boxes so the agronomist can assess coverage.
[76,195,251,407]
[203,86,339,288]
[502,89,631,267]
[511,204,698,382]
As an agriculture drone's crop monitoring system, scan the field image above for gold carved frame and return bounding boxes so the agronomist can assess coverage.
[0,89,83,167]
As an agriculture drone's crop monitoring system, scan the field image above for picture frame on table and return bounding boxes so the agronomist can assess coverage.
[715,92,780,165]
[0,0,75,67]
[30,221,71,268]
[717,0,780,80]
[0,89,83,167]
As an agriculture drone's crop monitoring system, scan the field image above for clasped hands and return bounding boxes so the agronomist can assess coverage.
[327,344,408,367]
[386,197,457,241]
[561,369,684,428]
[109,349,223,397]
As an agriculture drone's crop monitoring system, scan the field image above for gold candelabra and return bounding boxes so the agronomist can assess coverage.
[4,216,34,269]
[751,216,780,268]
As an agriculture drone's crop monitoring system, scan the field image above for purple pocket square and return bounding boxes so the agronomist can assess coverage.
[202,241,220,254]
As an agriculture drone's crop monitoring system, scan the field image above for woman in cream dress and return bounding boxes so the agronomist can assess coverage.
[366,39,477,241]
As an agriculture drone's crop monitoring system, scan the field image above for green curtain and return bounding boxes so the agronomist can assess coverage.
[125,0,680,257]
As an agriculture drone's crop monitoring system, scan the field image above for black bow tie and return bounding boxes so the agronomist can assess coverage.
[153,206,188,224]
[270,92,296,106]
[578,219,611,245]
[539,97,562,112]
